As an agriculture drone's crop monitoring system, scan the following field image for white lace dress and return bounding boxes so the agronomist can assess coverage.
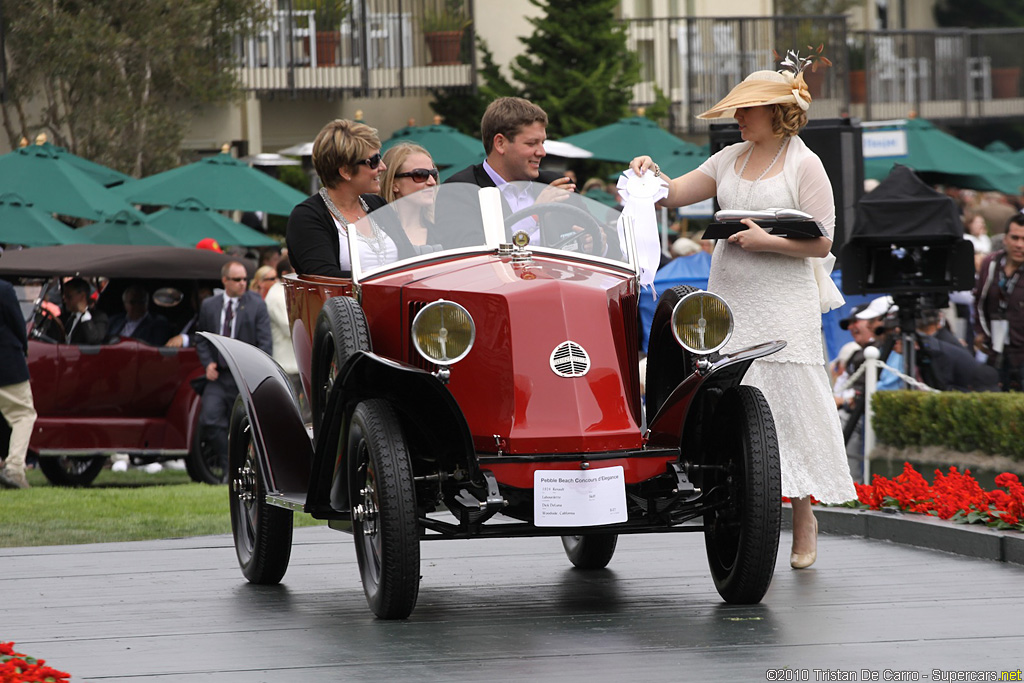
[700,139,856,503]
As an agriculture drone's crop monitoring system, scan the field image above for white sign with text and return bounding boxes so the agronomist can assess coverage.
[534,466,628,527]
[863,129,909,158]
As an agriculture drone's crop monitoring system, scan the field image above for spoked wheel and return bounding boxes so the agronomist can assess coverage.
[348,399,419,619]
[561,534,619,569]
[701,385,781,604]
[311,297,370,436]
[228,398,293,584]
[38,456,106,486]
[185,425,225,485]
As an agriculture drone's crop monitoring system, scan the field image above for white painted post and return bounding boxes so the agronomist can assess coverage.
[863,345,880,482]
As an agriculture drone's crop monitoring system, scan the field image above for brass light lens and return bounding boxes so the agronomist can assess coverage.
[670,291,733,354]
[411,300,476,365]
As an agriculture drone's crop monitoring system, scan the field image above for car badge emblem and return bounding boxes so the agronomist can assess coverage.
[550,341,590,377]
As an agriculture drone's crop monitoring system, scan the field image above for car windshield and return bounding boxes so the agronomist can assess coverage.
[348,181,636,281]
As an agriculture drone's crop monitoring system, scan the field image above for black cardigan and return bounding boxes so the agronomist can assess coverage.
[286,193,389,278]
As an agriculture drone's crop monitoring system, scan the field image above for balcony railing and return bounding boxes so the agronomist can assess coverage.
[624,17,1024,135]
[234,0,476,95]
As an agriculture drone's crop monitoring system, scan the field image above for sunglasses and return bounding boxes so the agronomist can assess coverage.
[226,277,247,282]
[395,168,439,183]
[359,152,383,170]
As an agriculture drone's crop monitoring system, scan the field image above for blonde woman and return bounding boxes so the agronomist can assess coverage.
[249,265,277,299]
[631,56,856,569]
[380,143,441,255]
[286,118,404,277]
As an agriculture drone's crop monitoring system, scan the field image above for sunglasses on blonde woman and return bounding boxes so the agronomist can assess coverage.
[394,168,439,183]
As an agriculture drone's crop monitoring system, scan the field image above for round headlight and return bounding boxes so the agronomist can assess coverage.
[411,299,476,365]
[671,291,733,354]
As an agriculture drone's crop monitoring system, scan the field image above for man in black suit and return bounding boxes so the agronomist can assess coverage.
[60,277,108,345]
[0,262,37,489]
[194,260,272,482]
[106,283,173,346]
[441,97,583,249]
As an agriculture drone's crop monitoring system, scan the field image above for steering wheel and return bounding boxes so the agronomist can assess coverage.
[32,306,66,344]
[503,202,605,252]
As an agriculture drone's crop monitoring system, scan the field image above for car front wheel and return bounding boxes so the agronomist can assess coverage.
[701,385,781,604]
[348,399,419,619]
[228,397,293,584]
[561,534,618,569]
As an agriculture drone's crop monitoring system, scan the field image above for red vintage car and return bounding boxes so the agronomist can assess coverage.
[0,245,243,485]
[204,183,784,619]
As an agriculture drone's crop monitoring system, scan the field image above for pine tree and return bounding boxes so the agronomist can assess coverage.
[509,0,640,138]
[430,38,518,137]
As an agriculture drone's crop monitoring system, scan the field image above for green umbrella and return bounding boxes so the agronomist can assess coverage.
[74,209,190,247]
[33,142,134,188]
[147,198,279,248]
[113,152,308,215]
[558,117,703,164]
[0,145,138,221]
[382,123,484,169]
[0,193,91,246]
[863,118,1023,194]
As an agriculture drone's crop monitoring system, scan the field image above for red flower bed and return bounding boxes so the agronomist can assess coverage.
[0,642,70,683]
[850,463,1024,531]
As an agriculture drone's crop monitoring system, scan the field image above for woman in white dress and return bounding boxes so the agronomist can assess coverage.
[631,60,856,569]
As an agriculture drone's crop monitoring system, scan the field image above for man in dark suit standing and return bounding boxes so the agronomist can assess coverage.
[0,256,37,489]
[194,260,271,482]
[60,277,108,345]
[106,283,173,346]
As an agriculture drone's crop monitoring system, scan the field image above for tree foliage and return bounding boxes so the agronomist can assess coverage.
[1,0,266,177]
[432,0,640,139]
[509,0,639,138]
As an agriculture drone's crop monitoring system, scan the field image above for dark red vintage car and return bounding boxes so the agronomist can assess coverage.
[0,245,243,485]
[204,183,784,619]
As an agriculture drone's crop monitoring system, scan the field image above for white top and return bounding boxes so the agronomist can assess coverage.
[265,282,297,375]
[331,216,399,272]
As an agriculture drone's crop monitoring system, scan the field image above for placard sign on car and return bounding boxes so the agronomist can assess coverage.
[534,466,627,527]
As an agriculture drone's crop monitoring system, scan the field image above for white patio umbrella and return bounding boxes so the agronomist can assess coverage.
[543,140,593,159]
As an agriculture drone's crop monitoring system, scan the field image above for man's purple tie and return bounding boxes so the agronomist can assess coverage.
[222,300,234,337]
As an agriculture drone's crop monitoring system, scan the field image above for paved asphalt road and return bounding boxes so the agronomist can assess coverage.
[3,524,1023,682]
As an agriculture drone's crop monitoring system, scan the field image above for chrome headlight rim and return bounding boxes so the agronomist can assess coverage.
[670,291,734,355]
[411,299,476,366]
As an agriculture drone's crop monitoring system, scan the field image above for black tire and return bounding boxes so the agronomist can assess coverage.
[185,425,224,485]
[561,534,619,569]
[228,397,293,584]
[645,285,700,417]
[701,385,781,604]
[38,456,107,486]
[349,399,419,619]
[311,296,371,437]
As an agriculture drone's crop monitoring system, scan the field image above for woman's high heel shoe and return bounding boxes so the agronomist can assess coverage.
[790,517,817,569]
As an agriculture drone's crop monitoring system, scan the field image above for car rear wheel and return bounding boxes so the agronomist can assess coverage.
[645,285,700,418]
[229,397,293,584]
[701,385,781,604]
[185,425,225,485]
[349,399,419,619]
[38,455,107,486]
[561,534,618,569]
[311,296,370,437]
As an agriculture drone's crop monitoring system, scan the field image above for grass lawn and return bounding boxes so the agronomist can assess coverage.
[0,465,324,548]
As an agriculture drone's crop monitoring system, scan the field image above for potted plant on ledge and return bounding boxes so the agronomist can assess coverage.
[295,0,350,67]
[422,0,472,65]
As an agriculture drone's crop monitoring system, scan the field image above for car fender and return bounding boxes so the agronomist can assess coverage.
[645,341,786,451]
[196,333,312,499]
[307,350,476,516]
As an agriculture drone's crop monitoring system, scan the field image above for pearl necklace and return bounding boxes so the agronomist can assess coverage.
[319,188,389,266]
[738,138,788,205]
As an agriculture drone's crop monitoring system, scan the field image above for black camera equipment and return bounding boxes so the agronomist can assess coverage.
[838,165,975,446]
